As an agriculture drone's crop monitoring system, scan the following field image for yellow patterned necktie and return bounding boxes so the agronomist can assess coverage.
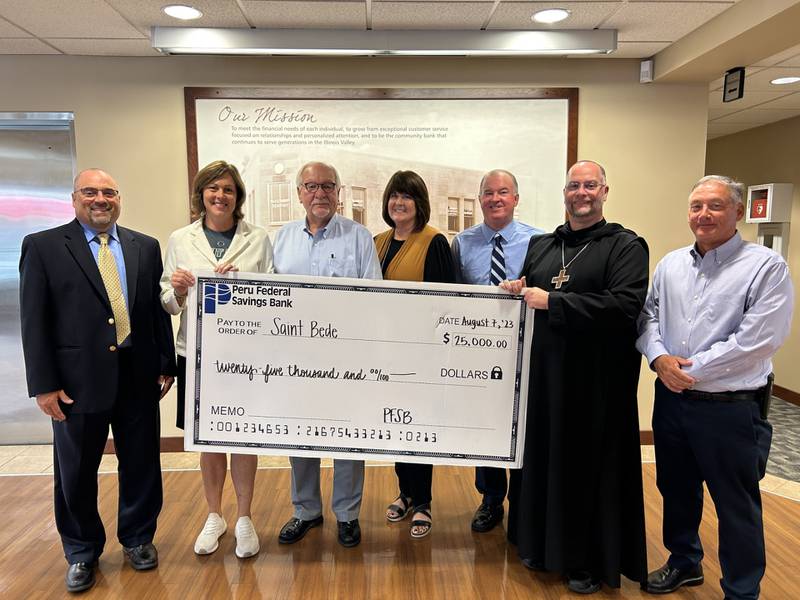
[97,233,131,345]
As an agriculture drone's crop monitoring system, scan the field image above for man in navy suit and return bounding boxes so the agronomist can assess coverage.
[19,168,176,593]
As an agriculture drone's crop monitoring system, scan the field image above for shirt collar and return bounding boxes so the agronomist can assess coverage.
[80,221,119,244]
[480,220,516,244]
[303,212,339,238]
[690,230,743,263]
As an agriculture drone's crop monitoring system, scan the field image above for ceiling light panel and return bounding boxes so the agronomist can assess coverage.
[104,0,249,30]
[488,2,619,30]
[532,9,570,24]
[163,5,203,20]
[152,27,616,56]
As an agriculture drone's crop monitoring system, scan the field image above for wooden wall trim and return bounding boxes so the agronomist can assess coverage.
[774,385,800,407]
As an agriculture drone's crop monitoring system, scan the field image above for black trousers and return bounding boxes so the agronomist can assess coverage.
[395,462,433,508]
[52,349,162,564]
[475,466,507,506]
[653,380,772,600]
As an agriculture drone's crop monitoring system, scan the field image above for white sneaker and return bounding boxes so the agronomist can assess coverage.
[235,516,260,558]
[194,513,227,555]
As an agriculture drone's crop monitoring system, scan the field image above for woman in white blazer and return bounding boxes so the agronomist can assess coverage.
[160,160,273,559]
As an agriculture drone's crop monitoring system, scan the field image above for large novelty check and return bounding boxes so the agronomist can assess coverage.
[184,272,533,467]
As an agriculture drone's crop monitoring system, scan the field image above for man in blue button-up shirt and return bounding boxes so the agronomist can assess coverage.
[451,169,543,533]
[637,175,794,600]
[273,161,381,549]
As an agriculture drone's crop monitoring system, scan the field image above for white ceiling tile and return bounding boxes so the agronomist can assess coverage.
[712,108,800,125]
[242,1,365,28]
[776,54,800,68]
[751,42,800,67]
[708,106,741,120]
[605,2,730,43]
[0,15,31,37]
[487,2,621,30]
[46,38,162,56]
[0,0,144,38]
[708,76,724,91]
[106,0,250,33]
[706,122,758,140]
[0,38,59,53]
[708,89,790,110]
[757,92,800,109]
[372,2,491,29]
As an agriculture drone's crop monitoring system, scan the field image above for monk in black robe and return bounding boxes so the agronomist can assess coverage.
[503,160,648,594]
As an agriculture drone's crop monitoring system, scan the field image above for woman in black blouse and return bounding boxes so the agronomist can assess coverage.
[373,170,456,538]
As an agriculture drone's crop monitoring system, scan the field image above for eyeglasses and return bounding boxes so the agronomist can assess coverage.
[76,187,119,199]
[301,182,337,193]
[565,181,603,192]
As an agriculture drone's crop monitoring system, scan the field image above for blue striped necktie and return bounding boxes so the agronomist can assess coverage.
[490,233,506,286]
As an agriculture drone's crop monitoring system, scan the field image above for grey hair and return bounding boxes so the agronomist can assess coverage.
[295,161,341,189]
[479,169,519,196]
[691,175,745,206]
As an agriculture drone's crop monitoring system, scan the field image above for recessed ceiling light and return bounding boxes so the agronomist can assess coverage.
[770,76,800,85]
[532,8,571,24]
[163,4,203,20]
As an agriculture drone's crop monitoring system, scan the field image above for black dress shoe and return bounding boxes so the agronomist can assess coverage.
[337,519,361,548]
[566,571,601,595]
[278,515,324,544]
[471,502,504,533]
[122,543,158,570]
[520,557,546,571]
[646,562,704,594]
[66,561,97,593]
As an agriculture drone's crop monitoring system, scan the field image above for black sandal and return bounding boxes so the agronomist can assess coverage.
[410,507,432,539]
[386,494,412,522]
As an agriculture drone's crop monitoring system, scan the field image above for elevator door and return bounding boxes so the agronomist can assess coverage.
[0,114,75,444]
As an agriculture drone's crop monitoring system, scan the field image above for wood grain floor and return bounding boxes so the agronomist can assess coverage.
[0,464,797,599]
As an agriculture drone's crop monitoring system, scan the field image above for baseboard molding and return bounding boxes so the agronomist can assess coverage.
[774,385,800,407]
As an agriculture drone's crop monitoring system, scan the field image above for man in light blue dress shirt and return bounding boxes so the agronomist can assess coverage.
[273,161,381,549]
[637,175,794,600]
[451,169,543,533]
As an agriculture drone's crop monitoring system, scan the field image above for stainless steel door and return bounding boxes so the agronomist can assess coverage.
[0,113,75,444]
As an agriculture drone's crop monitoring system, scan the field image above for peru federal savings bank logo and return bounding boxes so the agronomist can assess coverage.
[204,282,231,314]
